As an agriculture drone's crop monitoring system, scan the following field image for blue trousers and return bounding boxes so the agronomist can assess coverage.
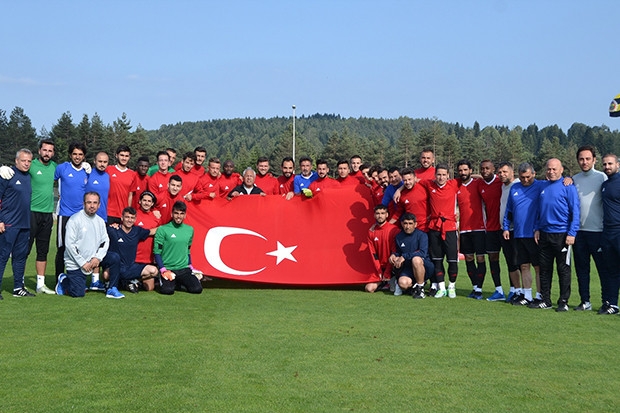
[600,230,620,306]
[0,227,30,290]
[61,251,121,297]
[573,230,606,304]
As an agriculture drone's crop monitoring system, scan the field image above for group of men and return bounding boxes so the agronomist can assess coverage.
[0,141,618,313]
[366,146,620,315]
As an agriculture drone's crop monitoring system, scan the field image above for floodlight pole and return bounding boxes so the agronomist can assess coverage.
[292,105,296,162]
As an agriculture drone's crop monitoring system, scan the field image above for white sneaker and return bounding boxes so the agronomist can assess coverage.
[36,284,56,295]
[448,285,457,298]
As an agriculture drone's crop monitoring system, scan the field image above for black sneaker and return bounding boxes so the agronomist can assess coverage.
[556,302,569,312]
[428,287,437,297]
[528,299,552,309]
[598,302,620,315]
[512,295,531,306]
[412,285,425,299]
[12,288,35,297]
[574,301,592,311]
[127,281,139,294]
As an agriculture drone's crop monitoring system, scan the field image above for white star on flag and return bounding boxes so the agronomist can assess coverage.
[266,241,297,265]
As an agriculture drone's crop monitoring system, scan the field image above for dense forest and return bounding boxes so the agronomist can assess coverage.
[2,106,620,178]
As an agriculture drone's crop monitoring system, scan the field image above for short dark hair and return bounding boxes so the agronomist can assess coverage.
[281,157,294,166]
[69,142,87,156]
[401,212,417,222]
[116,145,131,155]
[316,159,329,168]
[337,160,349,167]
[387,166,400,175]
[39,139,55,149]
[497,161,513,170]
[83,191,100,201]
[374,204,388,213]
[435,163,449,173]
[137,156,149,164]
[122,207,137,216]
[576,145,596,160]
[172,201,187,213]
[182,151,196,162]
[166,148,177,155]
[400,167,415,177]
[257,156,270,164]
[169,174,182,184]
[457,159,472,169]
[156,150,170,160]
[139,191,157,205]
[194,146,207,154]
[299,156,312,164]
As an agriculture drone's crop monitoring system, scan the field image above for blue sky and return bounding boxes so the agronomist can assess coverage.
[2,0,619,133]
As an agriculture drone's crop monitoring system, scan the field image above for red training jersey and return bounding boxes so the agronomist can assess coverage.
[134,208,160,264]
[478,174,503,231]
[219,173,242,198]
[309,177,340,193]
[106,165,136,218]
[255,173,279,195]
[393,183,429,232]
[129,174,150,210]
[277,175,295,195]
[457,178,485,232]
[367,221,399,279]
[420,178,459,235]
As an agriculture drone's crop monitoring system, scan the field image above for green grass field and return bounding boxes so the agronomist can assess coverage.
[1,253,618,412]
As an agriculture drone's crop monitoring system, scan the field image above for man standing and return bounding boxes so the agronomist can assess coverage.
[572,145,607,311]
[156,175,185,224]
[456,160,487,299]
[389,213,434,299]
[390,168,429,233]
[54,142,90,278]
[0,149,35,298]
[478,160,507,301]
[106,145,135,224]
[85,151,110,222]
[278,157,295,199]
[366,204,399,293]
[599,154,620,314]
[419,164,460,298]
[227,168,266,199]
[175,152,200,199]
[128,156,150,210]
[55,192,123,299]
[219,160,242,197]
[154,201,203,295]
[28,140,57,294]
[497,162,521,302]
[254,157,279,195]
[191,158,221,202]
[336,160,360,186]
[503,163,543,306]
[293,156,318,194]
[349,155,365,184]
[308,159,339,193]
[148,151,172,198]
[415,149,436,181]
[529,158,579,311]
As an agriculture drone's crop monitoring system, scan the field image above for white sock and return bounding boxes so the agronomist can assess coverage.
[516,288,523,295]
[536,291,542,300]
[496,286,503,293]
[439,281,446,291]
[36,275,45,288]
[509,286,516,293]
[92,273,100,284]
[474,286,482,292]
[431,283,438,290]
[524,288,533,301]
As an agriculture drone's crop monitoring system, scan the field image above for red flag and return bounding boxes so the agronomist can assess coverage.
[186,185,379,285]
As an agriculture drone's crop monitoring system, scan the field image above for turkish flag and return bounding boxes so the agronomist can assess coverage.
[185,185,378,285]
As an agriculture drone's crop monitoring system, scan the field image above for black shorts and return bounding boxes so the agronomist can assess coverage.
[459,231,486,255]
[500,232,519,272]
[29,211,54,261]
[120,263,147,280]
[485,230,502,254]
[516,238,540,267]
[428,230,459,263]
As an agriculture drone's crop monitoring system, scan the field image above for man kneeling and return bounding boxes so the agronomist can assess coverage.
[154,201,202,295]
[389,213,434,298]
[55,192,123,298]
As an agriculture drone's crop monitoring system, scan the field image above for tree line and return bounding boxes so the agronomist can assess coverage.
[2,106,620,177]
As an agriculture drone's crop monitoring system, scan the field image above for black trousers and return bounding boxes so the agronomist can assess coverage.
[159,267,203,295]
[538,231,571,306]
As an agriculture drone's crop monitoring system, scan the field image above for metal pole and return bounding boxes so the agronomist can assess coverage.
[292,105,296,161]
